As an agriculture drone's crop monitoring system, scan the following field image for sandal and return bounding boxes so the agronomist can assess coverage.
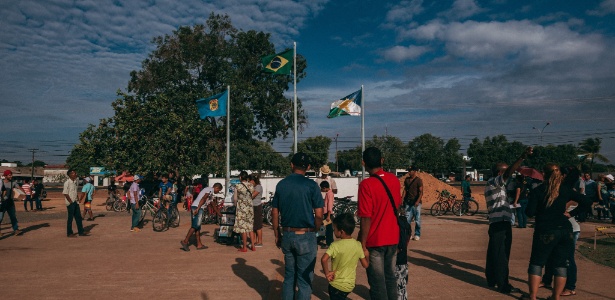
[237,248,247,252]
[561,290,576,296]
[196,245,208,250]
[180,241,190,252]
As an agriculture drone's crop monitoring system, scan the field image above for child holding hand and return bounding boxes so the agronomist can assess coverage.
[320,213,369,300]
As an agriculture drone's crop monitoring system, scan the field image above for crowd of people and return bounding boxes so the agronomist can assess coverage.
[2,146,615,300]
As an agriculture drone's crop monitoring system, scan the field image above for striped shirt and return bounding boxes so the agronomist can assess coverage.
[484,175,513,224]
[22,183,32,195]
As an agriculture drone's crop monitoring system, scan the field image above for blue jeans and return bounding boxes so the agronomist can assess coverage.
[66,202,84,236]
[131,203,141,229]
[0,203,19,231]
[517,198,529,228]
[33,196,42,210]
[24,195,33,210]
[191,208,204,230]
[281,231,317,300]
[366,245,398,300]
[405,204,421,237]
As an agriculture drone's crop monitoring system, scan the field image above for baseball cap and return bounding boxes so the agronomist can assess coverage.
[606,174,614,181]
[84,177,91,182]
[3,170,12,176]
[133,175,141,181]
[291,152,310,169]
[407,166,419,172]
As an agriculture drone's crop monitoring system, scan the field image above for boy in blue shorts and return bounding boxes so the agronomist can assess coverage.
[321,213,369,299]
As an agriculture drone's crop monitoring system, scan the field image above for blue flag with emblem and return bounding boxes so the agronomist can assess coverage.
[196,90,228,118]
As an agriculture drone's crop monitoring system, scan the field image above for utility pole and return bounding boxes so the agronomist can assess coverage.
[335,133,339,173]
[28,148,39,181]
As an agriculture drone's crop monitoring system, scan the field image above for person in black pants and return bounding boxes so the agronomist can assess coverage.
[484,147,532,294]
[524,165,589,300]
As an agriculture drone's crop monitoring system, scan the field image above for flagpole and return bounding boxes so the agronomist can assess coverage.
[293,41,298,154]
[361,85,365,181]
[225,85,230,196]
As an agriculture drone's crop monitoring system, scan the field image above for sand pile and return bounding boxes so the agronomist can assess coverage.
[399,172,486,211]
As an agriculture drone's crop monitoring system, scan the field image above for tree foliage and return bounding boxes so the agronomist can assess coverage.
[66,13,306,178]
[578,137,609,175]
[297,136,332,170]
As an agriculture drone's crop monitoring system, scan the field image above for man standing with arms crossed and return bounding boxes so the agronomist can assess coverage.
[357,147,401,300]
[63,169,88,237]
[272,152,324,300]
[484,147,532,294]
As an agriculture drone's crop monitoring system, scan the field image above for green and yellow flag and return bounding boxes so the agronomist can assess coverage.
[261,49,293,74]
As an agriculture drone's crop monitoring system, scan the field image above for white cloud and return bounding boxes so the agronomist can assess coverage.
[381,45,430,62]
[404,20,605,65]
[587,0,615,16]
[442,0,484,20]
[385,0,424,23]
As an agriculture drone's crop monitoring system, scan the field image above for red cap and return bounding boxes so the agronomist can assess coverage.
[3,170,12,176]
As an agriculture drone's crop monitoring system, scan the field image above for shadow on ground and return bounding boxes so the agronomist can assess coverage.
[410,249,522,298]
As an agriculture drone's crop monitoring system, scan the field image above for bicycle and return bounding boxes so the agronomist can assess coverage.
[452,196,479,216]
[201,197,224,225]
[333,196,359,225]
[112,195,128,212]
[262,192,274,225]
[152,197,180,231]
[430,190,457,216]
[138,195,159,228]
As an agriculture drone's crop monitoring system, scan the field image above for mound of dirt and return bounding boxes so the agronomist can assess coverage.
[399,172,486,211]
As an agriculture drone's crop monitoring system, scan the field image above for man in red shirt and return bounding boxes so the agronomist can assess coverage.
[357,147,401,300]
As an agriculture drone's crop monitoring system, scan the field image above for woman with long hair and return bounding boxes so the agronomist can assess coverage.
[524,164,589,300]
[233,171,255,252]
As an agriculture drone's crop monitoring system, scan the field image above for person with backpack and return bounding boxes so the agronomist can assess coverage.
[401,166,423,241]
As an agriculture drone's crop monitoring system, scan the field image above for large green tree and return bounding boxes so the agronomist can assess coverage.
[67,14,307,178]
[407,134,446,173]
[297,136,332,170]
[466,135,526,172]
[366,135,408,171]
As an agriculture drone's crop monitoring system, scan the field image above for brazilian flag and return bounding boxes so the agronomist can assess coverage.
[261,49,293,74]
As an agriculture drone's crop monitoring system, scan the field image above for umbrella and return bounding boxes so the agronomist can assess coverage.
[517,166,543,181]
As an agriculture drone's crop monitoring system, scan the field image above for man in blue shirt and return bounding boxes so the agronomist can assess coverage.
[273,152,324,300]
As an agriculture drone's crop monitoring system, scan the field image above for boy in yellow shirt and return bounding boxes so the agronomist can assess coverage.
[321,213,369,299]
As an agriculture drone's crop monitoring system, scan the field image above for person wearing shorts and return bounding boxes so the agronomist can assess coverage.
[180,183,223,251]
[81,177,95,221]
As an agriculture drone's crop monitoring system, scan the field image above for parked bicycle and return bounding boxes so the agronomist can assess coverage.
[201,196,225,225]
[262,192,274,225]
[138,195,159,229]
[453,196,479,216]
[333,196,359,225]
[152,198,180,232]
[430,190,457,216]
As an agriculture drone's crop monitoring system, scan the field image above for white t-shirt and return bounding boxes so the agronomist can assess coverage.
[192,187,214,208]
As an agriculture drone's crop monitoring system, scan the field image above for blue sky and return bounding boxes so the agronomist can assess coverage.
[1,0,615,166]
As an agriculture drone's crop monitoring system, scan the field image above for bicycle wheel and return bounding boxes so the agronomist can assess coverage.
[265,207,273,225]
[169,206,180,227]
[105,197,113,211]
[152,209,167,232]
[466,200,479,216]
[452,201,464,216]
[139,207,147,224]
[430,202,443,216]
[440,201,450,215]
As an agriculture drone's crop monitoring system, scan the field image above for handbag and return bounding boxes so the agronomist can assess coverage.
[373,174,410,251]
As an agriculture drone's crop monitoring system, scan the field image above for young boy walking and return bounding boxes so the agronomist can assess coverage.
[320,213,369,300]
